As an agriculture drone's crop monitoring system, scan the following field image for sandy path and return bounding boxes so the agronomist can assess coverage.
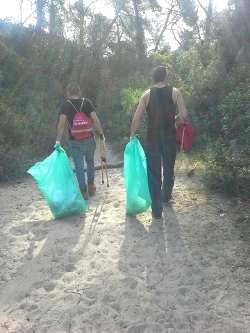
[0,143,250,333]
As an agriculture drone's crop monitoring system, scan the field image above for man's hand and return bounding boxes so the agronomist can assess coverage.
[54,141,62,152]
[100,134,105,145]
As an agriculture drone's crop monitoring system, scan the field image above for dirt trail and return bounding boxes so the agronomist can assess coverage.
[0,144,250,333]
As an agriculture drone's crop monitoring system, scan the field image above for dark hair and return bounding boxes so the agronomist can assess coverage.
[66,82,80,96]
[152,66,167,83]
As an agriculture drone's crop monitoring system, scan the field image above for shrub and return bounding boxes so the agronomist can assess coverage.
[202,80,250,198]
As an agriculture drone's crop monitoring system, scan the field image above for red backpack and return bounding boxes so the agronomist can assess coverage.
[176,120,194,153]
[68,99,93,140]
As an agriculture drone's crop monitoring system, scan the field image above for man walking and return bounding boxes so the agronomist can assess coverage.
[55,82,104,200]
[130,66,187,219]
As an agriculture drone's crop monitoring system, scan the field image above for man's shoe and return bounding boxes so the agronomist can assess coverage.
[152,213,162,219]
[81,190,88,200]
[88,183,96,196]
[162,195,171,205]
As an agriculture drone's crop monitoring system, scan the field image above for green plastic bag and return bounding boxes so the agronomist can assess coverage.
[27,148,88,218]
[124,137,152,215]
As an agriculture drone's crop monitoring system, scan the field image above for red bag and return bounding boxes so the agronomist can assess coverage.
[68,99,93,140]
[176,121,194,153]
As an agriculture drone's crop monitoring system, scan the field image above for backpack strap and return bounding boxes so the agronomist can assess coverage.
[67,98,84,113]
[80,98,84,111]
[67,98,85,130]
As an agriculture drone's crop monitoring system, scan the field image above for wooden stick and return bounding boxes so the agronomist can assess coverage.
[100,140,109,187]
[99,140,104,184]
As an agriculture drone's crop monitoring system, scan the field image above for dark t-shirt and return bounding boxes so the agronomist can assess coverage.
[59,98,95,140]
[146,86,176,140]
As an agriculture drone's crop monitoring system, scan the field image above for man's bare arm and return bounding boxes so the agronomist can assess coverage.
[90,111,104,135]
[174,88,187,123]
[130,90,149,137]
[56,114,67,142]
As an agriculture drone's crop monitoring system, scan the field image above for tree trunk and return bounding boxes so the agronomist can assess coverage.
[205,0,213,38]
[131,0,145,58]
[154,10,172,52]
[49,0,56,34]
[36,0,44,31]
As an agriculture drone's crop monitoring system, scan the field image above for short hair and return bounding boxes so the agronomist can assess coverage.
[66,82,80,96]
[152,66,167,84]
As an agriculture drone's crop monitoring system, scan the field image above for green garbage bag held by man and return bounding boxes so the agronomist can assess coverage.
[124,137,152,216]
[27,147,88,219]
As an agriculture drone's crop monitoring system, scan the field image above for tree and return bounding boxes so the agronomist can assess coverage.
[215,0,250,77]
[49,0,56,33]
[105,0,158,58]
[48,0,65,35]
[14,0,36,26]
[36,0,45,31]
[197,0,213,38]
[131,0,146,57]
[152,0,179,52]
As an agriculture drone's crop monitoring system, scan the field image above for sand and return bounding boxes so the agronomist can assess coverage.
[0,142,250,333]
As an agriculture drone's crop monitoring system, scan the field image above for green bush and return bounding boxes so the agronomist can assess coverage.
[0,91,61,181]
[202,80,250,198]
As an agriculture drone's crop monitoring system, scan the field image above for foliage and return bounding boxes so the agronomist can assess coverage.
[120,87,146,142]
[172,43,225,149]
[178,0,198,27]
[202,81,250,198]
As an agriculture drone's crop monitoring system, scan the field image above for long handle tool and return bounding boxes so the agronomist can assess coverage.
[100,139,109,187]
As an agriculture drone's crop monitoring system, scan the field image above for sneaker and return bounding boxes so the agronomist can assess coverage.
[88,183,96,196]
[81,190,88,200]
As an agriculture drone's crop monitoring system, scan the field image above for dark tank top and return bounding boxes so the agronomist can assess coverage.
[146,86,176,140]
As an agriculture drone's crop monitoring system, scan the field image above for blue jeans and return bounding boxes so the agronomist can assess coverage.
[145,135,176,217]
[69,137,96,192]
